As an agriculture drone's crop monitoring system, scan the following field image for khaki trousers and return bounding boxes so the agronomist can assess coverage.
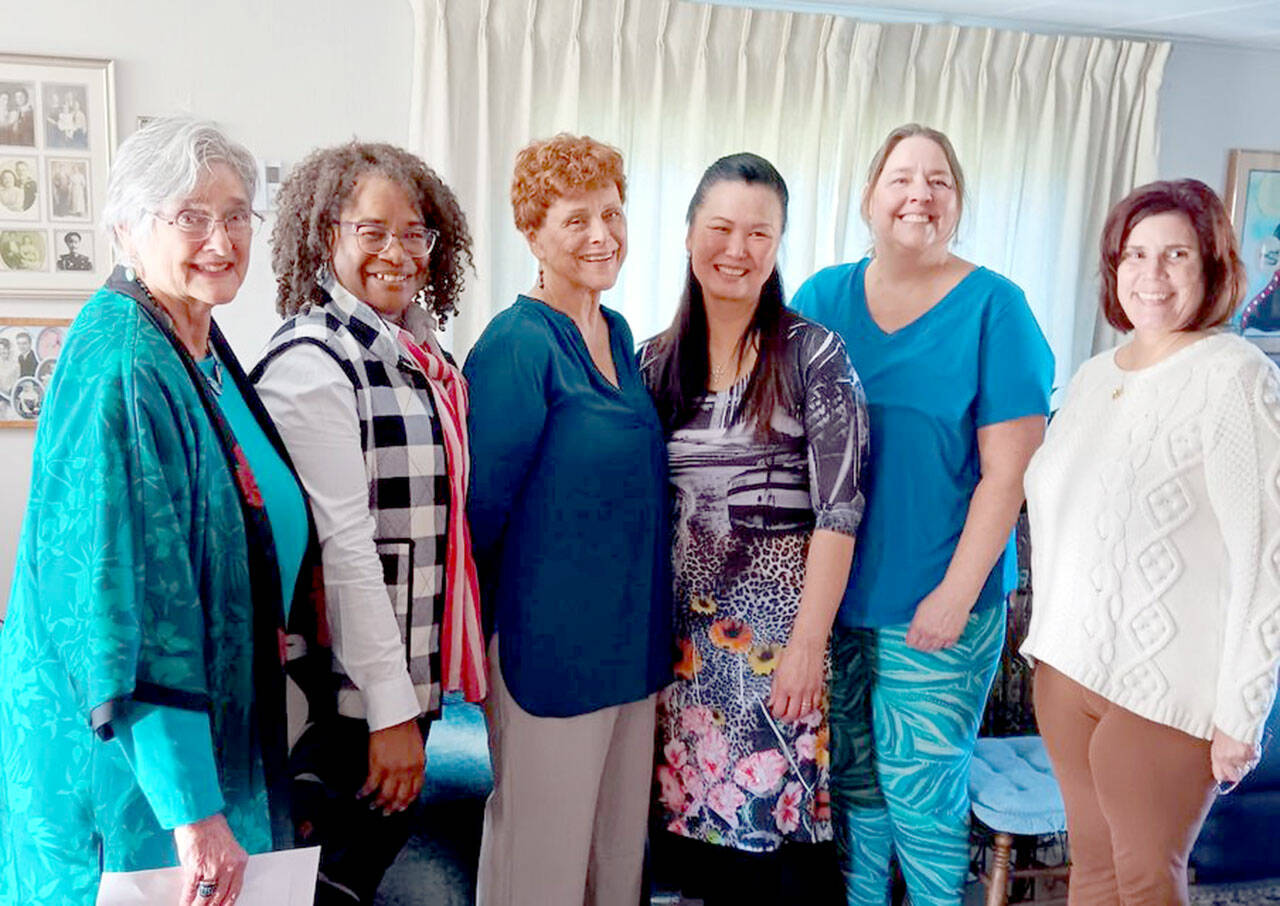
[1034,663,1217,906]
[476,636,657,906]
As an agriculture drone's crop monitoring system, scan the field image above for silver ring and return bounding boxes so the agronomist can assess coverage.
[197,879,217,898]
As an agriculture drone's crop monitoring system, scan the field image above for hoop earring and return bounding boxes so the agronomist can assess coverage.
[537,267,544,290]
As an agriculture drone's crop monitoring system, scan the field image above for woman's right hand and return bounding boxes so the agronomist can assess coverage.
[173,813,247,906]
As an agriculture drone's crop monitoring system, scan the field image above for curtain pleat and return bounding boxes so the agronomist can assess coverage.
[411,0,1168,381]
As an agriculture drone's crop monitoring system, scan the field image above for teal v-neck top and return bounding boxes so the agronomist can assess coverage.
[793,259,1052,628]
[198,352,307,614]
[464,296,672,717]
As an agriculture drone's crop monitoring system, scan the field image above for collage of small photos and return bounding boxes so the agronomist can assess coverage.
[0,76,96,278]
[0,320,66,424]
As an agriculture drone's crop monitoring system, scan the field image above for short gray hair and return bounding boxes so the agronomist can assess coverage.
[102,116,257,259]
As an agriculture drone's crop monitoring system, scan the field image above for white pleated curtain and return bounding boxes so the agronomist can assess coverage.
[410,0,1168,383]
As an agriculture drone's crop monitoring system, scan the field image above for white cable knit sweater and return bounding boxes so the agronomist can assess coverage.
[1022,333,1280,745]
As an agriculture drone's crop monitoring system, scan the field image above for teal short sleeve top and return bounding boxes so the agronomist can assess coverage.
[792,259,1053,628]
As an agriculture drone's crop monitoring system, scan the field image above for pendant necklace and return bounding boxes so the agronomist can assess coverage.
[202,352,224,396]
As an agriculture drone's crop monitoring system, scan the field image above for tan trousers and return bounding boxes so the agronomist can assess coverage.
[476,637,657,906]
[1034,663,1217,906]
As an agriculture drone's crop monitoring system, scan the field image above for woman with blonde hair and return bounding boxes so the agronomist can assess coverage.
[793,123,1053,904]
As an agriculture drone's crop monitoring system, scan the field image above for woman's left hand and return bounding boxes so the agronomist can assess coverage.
[905,585,973,652]
[1210,727,1261,787]
[768,639,825,722]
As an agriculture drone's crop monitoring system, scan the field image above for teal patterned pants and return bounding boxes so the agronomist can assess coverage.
[828,605,1005,906]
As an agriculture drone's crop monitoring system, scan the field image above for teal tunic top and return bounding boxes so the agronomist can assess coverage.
[464,296,672,717]
[0,272,312,905]
[792,260,1053,628]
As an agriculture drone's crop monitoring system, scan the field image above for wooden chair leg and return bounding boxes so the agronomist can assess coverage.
[986,832,1013,906]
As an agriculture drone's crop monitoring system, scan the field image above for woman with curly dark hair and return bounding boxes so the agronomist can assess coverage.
[251,141,483,906]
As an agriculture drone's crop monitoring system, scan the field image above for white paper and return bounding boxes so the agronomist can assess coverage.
[96,846,320,906]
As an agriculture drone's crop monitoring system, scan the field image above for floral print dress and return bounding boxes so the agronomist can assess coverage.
[644,317,868,853]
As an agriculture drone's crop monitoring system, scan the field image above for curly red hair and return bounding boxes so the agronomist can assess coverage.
[510,134,626,235]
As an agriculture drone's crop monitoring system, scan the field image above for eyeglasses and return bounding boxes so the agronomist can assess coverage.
[150,208,262,242]
[339,222,439,258]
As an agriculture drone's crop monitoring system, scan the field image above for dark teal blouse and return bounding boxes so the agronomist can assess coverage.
[464,296,672,717]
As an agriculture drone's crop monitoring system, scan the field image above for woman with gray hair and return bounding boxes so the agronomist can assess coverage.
[0,116,319,906]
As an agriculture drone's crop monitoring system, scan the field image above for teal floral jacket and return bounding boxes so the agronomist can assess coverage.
[0,270,323,902]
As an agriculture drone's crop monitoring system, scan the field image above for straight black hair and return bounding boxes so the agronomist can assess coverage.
[648,152,796,436]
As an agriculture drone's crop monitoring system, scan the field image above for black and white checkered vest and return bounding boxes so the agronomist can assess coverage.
[254,287,445,722]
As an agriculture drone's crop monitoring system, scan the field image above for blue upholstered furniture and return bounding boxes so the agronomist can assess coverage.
[969,735,1069,906]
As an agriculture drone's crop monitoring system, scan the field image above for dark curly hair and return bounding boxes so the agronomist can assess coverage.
[271,141,474,320]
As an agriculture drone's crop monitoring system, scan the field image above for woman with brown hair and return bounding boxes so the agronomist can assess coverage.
[464,133,671,906]
[252,141,483,905]
[1023,179,1280,905]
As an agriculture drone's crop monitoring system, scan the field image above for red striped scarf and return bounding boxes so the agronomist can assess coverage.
[398,328,488,701]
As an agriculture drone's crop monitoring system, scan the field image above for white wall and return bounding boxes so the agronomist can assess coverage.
[1158,42,1280,187]
[0,0,416,609]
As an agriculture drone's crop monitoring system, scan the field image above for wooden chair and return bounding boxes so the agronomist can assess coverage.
[970,735,1070,905]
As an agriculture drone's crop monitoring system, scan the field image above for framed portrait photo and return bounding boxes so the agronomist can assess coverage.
[1226,149,1280,335]
[0,54,114,300]
[0,315,70,427]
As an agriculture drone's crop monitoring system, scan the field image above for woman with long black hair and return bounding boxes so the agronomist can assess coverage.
[643,153,868,904]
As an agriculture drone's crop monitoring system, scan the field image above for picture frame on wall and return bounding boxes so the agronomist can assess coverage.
[1225,149,1280,336]
[0,315,71,427]
[0,54,114,300]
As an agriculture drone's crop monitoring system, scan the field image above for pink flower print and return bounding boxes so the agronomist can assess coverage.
[773,781,803,834]
[798,707,823,729]
[681,705,716,738]
[667,817,690,837]
[679,764,707,805]
[656,765,687,814]
[795,733,817,763]
[696,728,730,780]
[706,782,747,830]
[664,738,689,771]
[732,749,788,796]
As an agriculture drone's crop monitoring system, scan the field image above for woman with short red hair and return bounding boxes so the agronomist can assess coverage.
[464,134,671,906]
[1023,179,1280,905]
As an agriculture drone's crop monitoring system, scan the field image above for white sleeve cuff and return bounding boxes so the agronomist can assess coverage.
[361,673,425,732]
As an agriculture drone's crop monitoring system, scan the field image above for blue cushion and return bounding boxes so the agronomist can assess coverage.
[969,735,1067,836]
